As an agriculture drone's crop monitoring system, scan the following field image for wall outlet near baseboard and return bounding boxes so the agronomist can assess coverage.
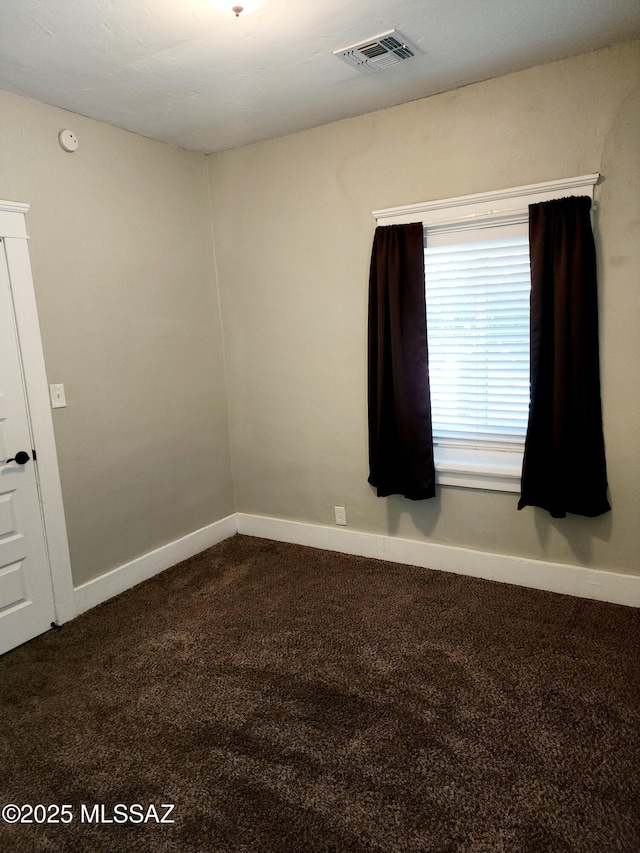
[334,505,347,526]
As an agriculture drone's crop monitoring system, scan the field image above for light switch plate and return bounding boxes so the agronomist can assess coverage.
[50,383,66,408]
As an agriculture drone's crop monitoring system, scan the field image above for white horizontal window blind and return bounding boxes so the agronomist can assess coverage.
[424,223,531,449]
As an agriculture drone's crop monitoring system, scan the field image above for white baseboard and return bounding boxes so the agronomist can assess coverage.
[74,514,238,615]
[237,513,640,608]
[72,511,640,618]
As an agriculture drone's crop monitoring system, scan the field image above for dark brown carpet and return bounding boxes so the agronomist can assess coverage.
[1,534,639,853]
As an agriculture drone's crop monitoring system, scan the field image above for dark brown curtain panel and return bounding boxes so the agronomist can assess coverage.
[368,223,436,500]
[518,196,610,518]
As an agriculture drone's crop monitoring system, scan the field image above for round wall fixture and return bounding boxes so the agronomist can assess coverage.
[58,130,78,152]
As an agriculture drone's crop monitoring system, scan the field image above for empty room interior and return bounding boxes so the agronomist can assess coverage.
[1,1,639,851]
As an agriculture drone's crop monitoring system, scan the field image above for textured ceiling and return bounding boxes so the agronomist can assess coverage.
[1,0,639,153]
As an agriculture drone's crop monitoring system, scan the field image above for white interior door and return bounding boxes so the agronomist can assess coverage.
[0,238,57,655]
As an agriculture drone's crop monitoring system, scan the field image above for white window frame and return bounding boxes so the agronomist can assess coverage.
[372,174,599,493]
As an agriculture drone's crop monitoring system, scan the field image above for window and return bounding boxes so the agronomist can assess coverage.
[372,174,598,492]
[424,223,530,447]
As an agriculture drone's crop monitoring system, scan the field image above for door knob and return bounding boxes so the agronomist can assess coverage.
[6,451,31,465]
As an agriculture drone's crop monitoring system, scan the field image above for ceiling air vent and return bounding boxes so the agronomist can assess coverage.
[334,30,420,73]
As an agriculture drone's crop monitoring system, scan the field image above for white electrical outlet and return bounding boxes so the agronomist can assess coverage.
[50,383,67,408]
[334,505,347,526]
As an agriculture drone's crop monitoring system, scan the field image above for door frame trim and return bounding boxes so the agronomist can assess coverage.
[1,200,76,625]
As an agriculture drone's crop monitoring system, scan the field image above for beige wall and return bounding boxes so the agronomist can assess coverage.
[1,43,638,592]
[208,42,640,576]
[0,90,234,586]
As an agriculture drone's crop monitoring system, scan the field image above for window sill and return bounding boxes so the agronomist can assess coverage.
[434,445,522,493]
